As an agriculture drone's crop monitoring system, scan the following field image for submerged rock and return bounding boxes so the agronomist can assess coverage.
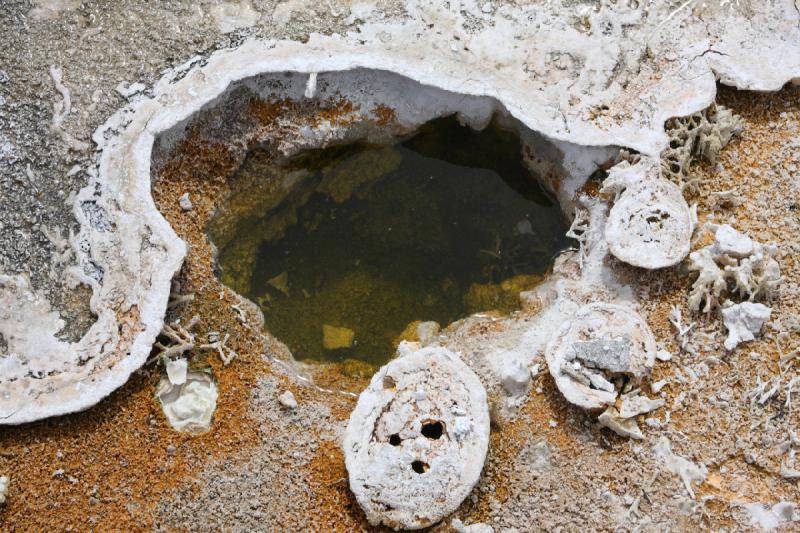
[322,324,355,350]
[344,345,489,530]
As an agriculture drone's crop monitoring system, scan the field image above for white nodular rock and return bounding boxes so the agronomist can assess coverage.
[602,157,693,269]
[499,359,531,397]
[545,302,656,411]
[344,345,490,530]
[278,390,298,410]
[157,370,218,434]
[721,302,772,351]
[688,224,781,313]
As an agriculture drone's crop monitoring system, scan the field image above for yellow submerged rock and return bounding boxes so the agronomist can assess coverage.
[323,324,355,350]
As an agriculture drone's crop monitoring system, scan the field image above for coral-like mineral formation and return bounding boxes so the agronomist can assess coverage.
[688,224,781,314]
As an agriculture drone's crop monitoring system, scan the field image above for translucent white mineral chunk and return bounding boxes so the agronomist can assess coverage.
[165,358,188,385]
[278,390,298,409]
[157,370,218,434]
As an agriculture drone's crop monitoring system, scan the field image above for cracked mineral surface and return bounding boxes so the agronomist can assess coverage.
[0,1,799,531]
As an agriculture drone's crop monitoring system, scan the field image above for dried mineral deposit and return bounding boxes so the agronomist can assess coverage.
[344,345,490,530]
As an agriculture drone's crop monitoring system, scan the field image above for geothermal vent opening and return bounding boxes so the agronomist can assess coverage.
[153,69,576,367]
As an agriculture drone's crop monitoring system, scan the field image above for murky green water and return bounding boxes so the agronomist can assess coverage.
[213,116,570,365]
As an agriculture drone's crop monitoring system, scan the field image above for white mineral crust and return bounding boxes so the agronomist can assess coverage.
[344,345,490,530]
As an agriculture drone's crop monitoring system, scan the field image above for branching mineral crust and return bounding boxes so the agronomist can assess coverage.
[688,224,781,317]
[344,345,490,530]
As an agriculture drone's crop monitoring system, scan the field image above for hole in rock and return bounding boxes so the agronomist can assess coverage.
[411,460,429,474]
[421,420,444,440]
[389,434,402,446]
[211,115,570,366]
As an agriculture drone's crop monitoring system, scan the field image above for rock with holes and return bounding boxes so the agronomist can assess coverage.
[602,157,693,269]
[545,302,657,411]
[344,344,490,530]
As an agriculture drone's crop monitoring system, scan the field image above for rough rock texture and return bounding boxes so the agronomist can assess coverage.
[602,156,694,269]
[721,302,772,351]
[545,302,657,410]
[1,1,800,532]
[661,104,745,187]
[688,224,781,313]
[344,345,490,530]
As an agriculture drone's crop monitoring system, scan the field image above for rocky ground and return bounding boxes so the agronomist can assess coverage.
[0,1,799,532]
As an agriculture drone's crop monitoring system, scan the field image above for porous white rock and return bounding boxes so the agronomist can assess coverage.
[602,157,693,269]
[721,302,772,351]
[545,302,657,410]
[661,104,745,185]
[344,345,489,530]
[157,370,218,434]
[688,225,781,313]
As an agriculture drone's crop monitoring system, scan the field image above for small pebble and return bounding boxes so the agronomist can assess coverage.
[166,444,177,456]
[179,192,193,211]
[278,390,298,409]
